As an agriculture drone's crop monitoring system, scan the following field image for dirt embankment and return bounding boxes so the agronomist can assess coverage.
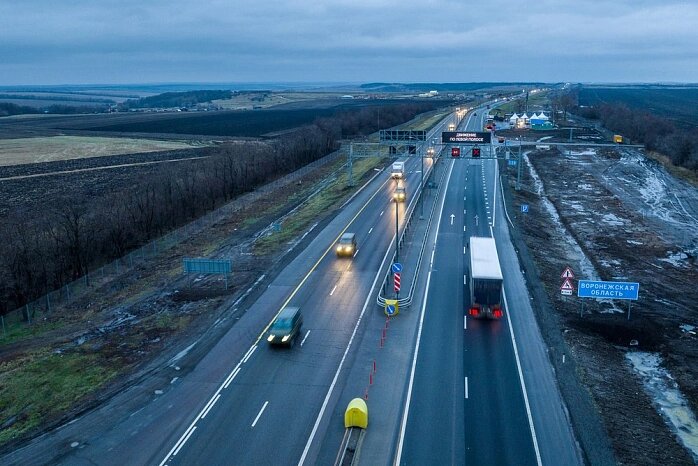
[505,145,697,465]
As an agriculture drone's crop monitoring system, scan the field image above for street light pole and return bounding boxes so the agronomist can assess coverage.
[420,143,424,219]
[516,136,522,190]
[395,197,399,265]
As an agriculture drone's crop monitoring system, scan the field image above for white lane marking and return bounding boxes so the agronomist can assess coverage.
[171,377,179,384]
[172,426,197,457]
[201,394,221,419]
[380,210,384,216]
[463,246,466,254]
[465,377,469,399]
[463,225,466,232]
[502,287,543,466]
[223,367,241,389]
[492,157,499,228]
[330,285,337,296]
[300,330,311,347]
[395,157,454,464]
[251,401,269,428]
[368,227,373,234]
[464,315,467,330]
[464,209,466,214]
[242,345,257,364]
[298,220,398,466]
[464,274,467,285]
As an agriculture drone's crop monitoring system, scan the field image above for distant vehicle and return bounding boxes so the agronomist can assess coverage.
[391,161,405,179]
[498,136,505,143]
[336,232,357,257]
[267,306,303,346]
[468,236,504,319]
[393,184,406,202]
[614,134,624,144]
[448,123,456,131]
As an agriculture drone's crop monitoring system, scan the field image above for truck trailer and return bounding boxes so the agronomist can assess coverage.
[468,236,504,319]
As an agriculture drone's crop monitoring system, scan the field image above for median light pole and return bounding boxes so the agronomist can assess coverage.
[395,197,399,265]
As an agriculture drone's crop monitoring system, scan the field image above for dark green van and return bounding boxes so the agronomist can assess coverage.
[267,306,303,347]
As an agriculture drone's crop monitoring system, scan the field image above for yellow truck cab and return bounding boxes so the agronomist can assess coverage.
[393,184,406,202]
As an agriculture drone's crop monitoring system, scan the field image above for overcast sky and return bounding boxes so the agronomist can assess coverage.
[1,0,697,85]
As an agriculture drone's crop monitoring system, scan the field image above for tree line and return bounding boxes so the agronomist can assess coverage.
[571,91,698,171]
[0,101,439,315]
[119,90,233,110]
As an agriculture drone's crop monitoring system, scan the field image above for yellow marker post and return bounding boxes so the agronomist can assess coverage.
[384,299,399,317]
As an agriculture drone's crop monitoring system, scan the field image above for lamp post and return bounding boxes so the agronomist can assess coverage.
[516,136,522,190]
[395,196,399,265]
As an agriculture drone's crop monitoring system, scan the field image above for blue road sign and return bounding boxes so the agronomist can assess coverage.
[578,280,640,300]
[392,262,403,273]
[386,304,396,316]
[521,204,529,213]
[508,159,517,166]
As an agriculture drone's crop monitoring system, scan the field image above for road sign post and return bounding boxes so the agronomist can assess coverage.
[578,280,640,320]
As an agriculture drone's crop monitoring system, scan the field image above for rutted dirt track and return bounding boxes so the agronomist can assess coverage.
[505,143,698,465]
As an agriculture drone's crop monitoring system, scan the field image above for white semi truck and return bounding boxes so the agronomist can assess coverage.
[391,161,405,179]
[468,236,504,319]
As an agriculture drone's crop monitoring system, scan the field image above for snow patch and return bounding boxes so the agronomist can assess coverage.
[660,251,689,268]
[626,352,698,462]
[601,213,626,226]
[570,149,597,156]
[577,183,594,191]
[524,152,598,280]
[626,240,643,245]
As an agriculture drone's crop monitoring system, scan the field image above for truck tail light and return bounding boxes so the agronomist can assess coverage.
[469,307,480,317]
[493,308,503,319]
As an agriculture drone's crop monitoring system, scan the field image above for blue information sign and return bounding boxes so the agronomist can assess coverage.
[578,280,639,300]
[391,262,403,273]
[508,159,517,166]
[521,204,529,213]
[386,304,396,316]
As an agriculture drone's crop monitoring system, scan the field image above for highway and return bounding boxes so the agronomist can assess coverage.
[395,109,581,465]
[1,106,582,466]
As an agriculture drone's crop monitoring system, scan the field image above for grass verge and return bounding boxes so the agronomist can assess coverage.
[253,157,383,255]
[0,351,120,445]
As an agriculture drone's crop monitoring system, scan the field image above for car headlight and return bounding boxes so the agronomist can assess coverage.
[337,246,342,252]
[267,334,275,342]
[282,335,290,342]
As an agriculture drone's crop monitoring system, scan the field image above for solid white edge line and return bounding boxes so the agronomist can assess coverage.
[201,394,221,419]
[223,367,241,389]
[502,286,543,466]
[242,345,257,364]
[499,176,515,228]
[298,223,398,466]
[394,158,454,465]
[251,401,269,428]
[465,377,469,399]
[300,330,311,347]
[172,426,197,457]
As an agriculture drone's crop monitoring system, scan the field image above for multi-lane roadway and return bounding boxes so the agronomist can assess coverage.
[2,107,582,466]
